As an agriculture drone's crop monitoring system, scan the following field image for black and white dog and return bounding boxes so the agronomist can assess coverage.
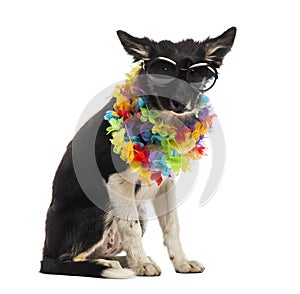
[40,28,236,278]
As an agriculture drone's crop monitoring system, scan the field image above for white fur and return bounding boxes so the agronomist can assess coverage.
[130,46,149,59]
[107,171,161,275]
[205,44,226,62]
[101,268,135,279]
[153,180,205,273]
[106,170,203,275]
[95,259,122,269]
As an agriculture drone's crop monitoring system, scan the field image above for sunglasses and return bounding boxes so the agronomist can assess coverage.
[143,57,218,92]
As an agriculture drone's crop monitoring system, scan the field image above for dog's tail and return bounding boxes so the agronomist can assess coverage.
[40,257,135,279]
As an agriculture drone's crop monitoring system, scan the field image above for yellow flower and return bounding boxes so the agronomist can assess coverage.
[181,155,192,172]
[130,161,141,172]
[139,168,152,187]
[110,128,125,154]
[112,85,125,103]
[126,64,142,82]
[192,121,207,141]
[121,140,134,164]
[180,136,196,152]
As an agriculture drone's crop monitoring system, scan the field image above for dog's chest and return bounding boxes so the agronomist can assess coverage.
[135,182,161,201]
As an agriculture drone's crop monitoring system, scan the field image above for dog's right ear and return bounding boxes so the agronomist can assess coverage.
[117,30,153,61]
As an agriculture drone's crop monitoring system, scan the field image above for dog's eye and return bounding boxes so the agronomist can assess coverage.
[187,65,217,91]
[148,60,177,78]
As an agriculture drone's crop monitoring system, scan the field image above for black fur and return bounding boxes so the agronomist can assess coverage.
[117,27,236,68]
[41,258,110,278]
[41,28,236,278]
[41,100,127,276]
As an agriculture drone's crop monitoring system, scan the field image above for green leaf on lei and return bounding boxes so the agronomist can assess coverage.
[106,118,123,134]
[140,108,160,124]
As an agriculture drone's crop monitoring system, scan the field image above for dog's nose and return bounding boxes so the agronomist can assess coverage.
[173,82,199,111]
[171,98,186,113]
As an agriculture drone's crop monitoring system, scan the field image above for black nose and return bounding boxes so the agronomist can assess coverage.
[171,99,186,113]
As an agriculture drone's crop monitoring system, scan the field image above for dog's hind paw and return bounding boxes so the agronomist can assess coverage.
[174,260,205,273]
[101,268,135,279]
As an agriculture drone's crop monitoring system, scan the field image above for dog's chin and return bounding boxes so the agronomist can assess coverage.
[167,98,200,122]
[170,109,196,118]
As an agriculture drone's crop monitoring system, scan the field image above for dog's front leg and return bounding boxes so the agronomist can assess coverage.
[107,173,161,276]
[153,180,205,273]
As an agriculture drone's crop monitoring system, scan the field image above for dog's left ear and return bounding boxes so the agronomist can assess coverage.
[117,30,153,61]
[203,27,237,67]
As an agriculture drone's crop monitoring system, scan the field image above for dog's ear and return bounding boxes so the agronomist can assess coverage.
[117,30,153,61]
[203,27,237,67]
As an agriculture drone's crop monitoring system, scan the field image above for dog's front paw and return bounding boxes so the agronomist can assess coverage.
[131,259,161,276]
[173,259,205,273]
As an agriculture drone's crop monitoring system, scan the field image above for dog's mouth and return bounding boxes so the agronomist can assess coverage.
[159,109,197,129]
[147,95,201,124]
[136,73,201,117]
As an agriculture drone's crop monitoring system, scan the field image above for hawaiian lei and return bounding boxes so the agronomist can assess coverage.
[104,64,216,186]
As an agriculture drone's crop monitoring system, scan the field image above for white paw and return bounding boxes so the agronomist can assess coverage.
[131,259,161,276]
[173,260,205,273]
[101,268,135,279]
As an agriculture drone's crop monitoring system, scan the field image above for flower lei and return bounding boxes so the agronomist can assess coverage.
[104,64,216,186]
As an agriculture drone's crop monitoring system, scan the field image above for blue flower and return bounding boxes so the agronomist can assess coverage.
[141,130,152,141]
[131,136,144,146]
[136,97,145,109]
[149,151,170,176]
[104,110,118,121]
[200,94,209,104]
[151,134,164,144]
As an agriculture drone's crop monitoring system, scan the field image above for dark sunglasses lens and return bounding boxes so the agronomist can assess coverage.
[187,65,217,91]
[147,60,177,84]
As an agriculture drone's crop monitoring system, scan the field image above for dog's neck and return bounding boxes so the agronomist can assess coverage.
[104,64,215,186]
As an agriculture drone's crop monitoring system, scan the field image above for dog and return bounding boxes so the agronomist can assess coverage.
[40,27,236,278]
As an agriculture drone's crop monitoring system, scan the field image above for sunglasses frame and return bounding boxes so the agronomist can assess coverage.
[143,56,218,92]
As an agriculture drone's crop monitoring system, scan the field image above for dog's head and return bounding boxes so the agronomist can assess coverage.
[117,28,236,117]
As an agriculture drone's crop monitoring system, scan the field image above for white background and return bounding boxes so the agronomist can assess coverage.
[1,0,299,293]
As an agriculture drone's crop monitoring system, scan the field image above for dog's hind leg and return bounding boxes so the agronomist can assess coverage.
[41,256,134,279]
